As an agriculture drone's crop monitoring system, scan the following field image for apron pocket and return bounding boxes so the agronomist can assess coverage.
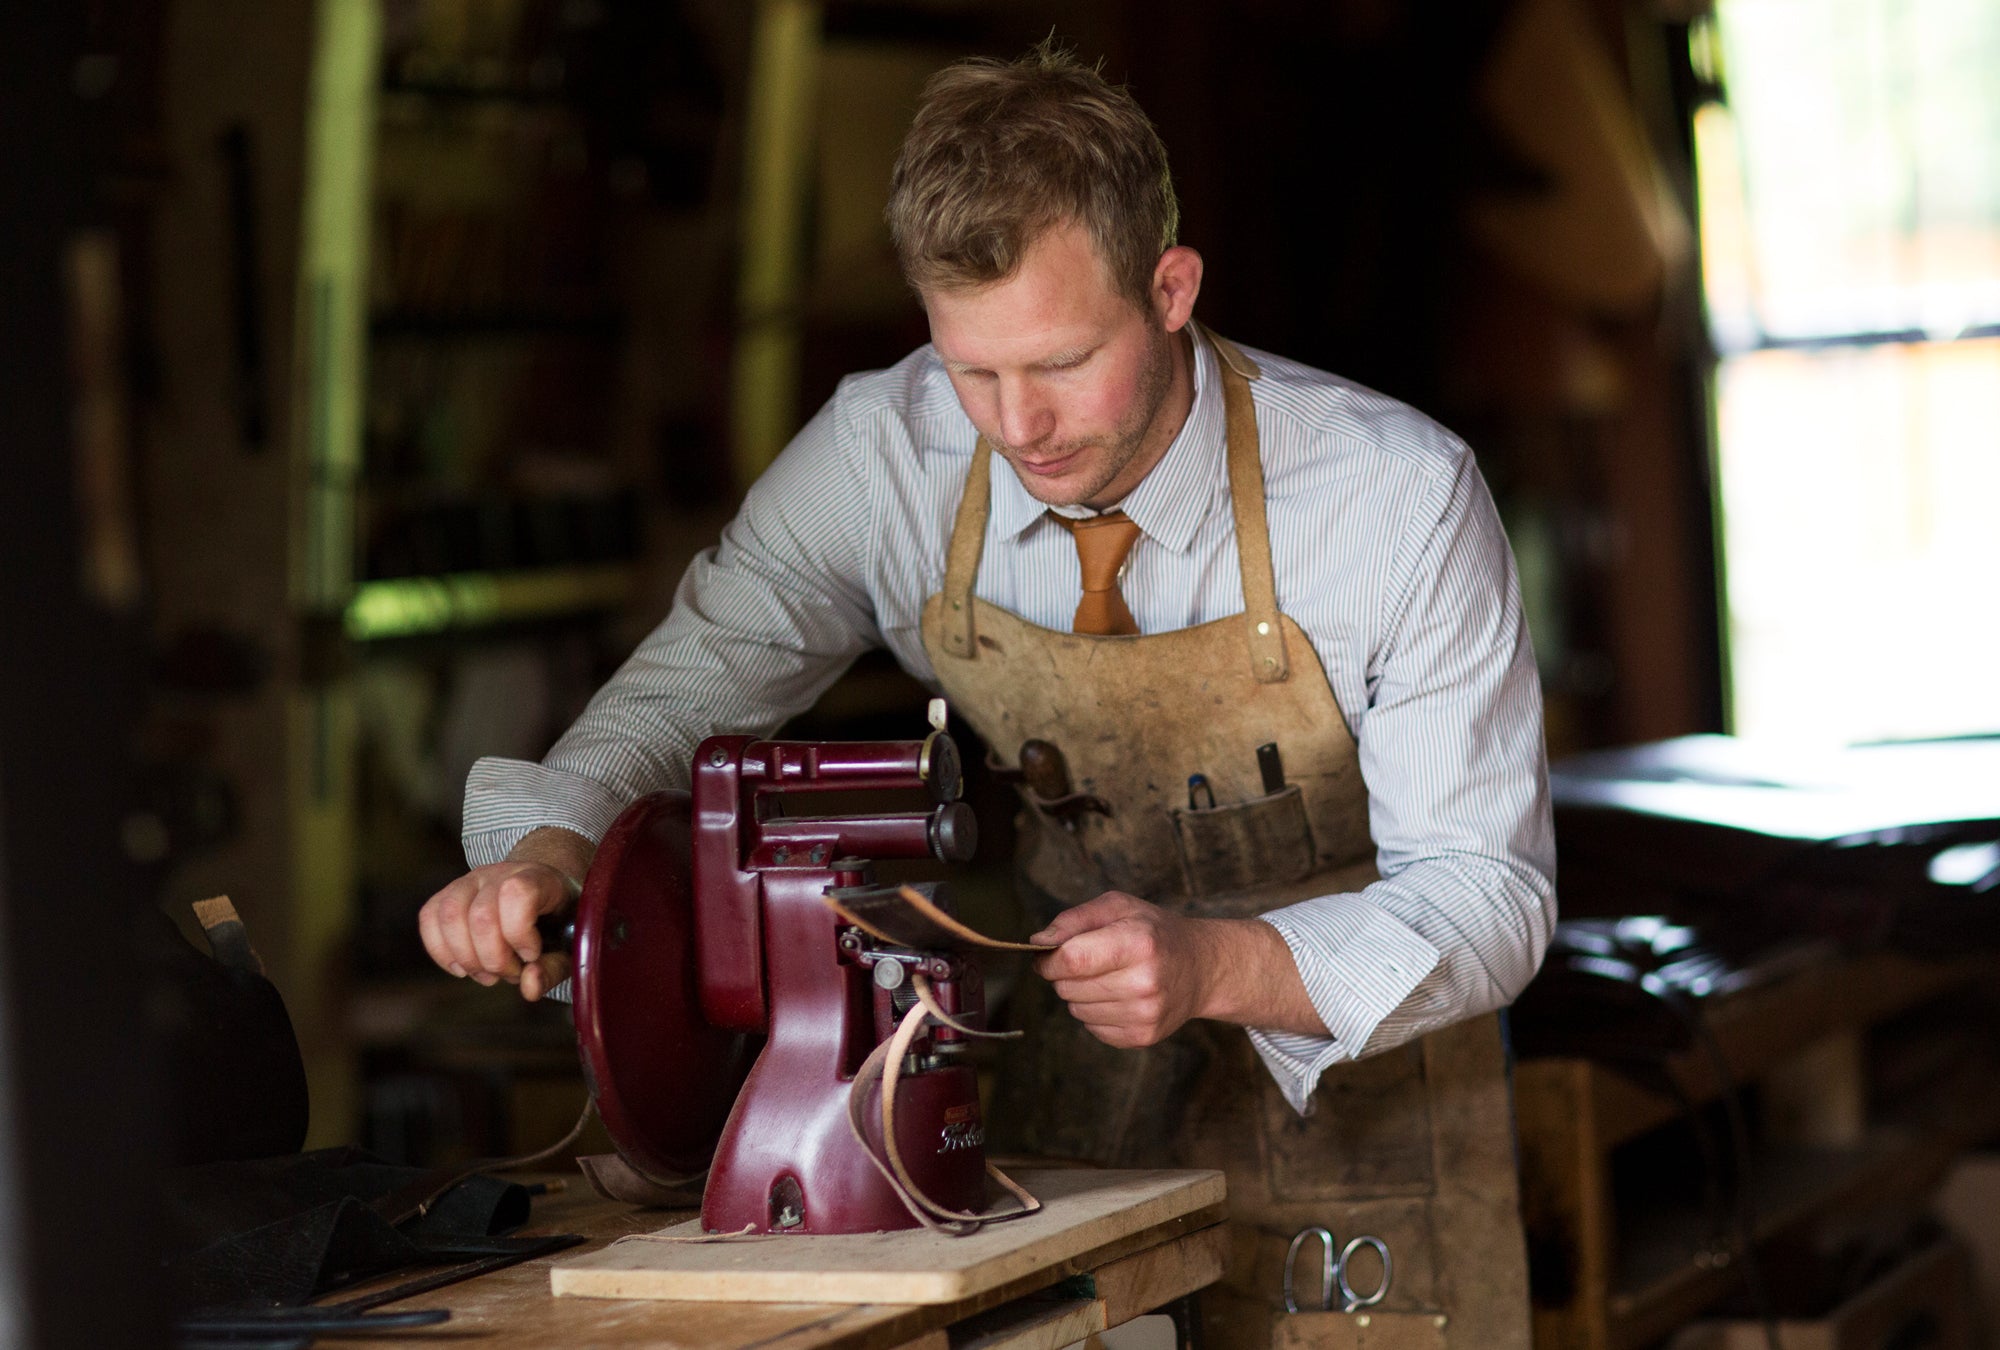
[1014,795,1107,907]
[1170,784,1317,894]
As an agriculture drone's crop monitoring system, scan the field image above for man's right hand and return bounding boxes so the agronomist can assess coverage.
[418,827,594,1001]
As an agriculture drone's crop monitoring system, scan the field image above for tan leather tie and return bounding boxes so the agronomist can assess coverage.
[1050,510,1143,636]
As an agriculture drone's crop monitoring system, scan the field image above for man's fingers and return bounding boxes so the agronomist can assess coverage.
[520,952,572,1003]
[1029,891,1146,945]
[1029,911,1089,945]
[495,870,560,962]
[420,877,479,977]
[432,895,484,978]
[466,898,525,980]
[1036,919,1158,983]
[1065,995,1161,1029]
[1073,1018,1154,1049]
[1035,931,1120,982]
[417,900,464,977]
[1051,967,1156,1005]
[1068,1001,1167,1047]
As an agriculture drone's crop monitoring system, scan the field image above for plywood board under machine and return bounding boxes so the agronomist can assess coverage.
[552,1167,1225,1305]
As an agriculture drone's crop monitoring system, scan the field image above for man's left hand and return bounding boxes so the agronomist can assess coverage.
[1030,892,1329,1044]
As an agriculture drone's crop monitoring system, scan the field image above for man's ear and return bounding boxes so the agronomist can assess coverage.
[1152,245,1204,333]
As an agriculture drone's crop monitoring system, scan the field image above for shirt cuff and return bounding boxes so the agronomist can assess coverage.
[460,757,631,867]
[1244,898,1442,1114]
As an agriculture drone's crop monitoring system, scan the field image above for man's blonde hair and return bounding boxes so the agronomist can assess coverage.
[886,42,1178,308]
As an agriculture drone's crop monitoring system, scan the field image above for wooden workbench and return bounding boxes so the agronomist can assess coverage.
[332,1175,1227,1349]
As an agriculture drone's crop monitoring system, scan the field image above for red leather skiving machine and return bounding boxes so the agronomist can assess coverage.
[565,706,1004,1234]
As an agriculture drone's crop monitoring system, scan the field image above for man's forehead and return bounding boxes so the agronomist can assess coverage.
[924,226,1141,368]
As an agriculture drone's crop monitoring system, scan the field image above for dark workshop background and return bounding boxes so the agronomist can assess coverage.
[3,0,1996,1343]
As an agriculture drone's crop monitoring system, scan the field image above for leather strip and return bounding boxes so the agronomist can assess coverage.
[894,883,1056,952]
[369,1097,601,1228]
[612,1224,768,1246]
[818,885,1055,953]
[576,1152,706,1208]
[1208,333,1289,684]
[909,971,1024,1040]
[938,439,993,659]
[843,980,1042,1235]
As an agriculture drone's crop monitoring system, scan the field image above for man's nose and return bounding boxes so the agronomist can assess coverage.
[995,378,1054,449]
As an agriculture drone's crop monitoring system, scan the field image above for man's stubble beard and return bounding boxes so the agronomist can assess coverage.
[1003,318,1177,508]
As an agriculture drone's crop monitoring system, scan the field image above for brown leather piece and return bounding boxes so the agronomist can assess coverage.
[576,1153,704,1209]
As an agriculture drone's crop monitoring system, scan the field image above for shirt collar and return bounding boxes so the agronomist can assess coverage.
[987,329,1228,554]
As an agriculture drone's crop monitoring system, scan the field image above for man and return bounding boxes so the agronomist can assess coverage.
[420,45,1552,1343]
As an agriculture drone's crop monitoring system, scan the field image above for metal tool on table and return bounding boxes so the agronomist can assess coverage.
[174,1234,585,1343]
[560,699,1005,1234]
[1283,1226,1392,1314]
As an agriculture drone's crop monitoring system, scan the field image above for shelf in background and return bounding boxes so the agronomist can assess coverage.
[1584,951,1997,1149]
[1516,949,2000,1350]
[1605,1094,2000,1350]
[343,564,635,641]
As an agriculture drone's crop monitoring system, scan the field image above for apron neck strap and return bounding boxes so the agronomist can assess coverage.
[937,437,992,660]
[937,326,1289,684]
[1209,330,1290,684]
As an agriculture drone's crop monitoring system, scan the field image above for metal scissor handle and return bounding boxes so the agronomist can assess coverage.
[1283,1227,1335,1314]
[1334,1234,1392,1312]
[1282,1228,1393,1314]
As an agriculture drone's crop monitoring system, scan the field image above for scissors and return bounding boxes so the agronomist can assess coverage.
[1283,1227,1392,1314]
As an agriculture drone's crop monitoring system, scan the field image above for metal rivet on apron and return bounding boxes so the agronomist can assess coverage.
[1257,621,1270,635]
[1356,1315,1371,1328]
[952,600,962,610]
[1264,656,1278,669]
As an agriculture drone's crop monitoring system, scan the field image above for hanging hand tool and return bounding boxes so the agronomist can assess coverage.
[1018,738,1111,827]
[1258,741,1287,794]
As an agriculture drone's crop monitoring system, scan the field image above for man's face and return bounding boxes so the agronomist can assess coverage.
[924,223,1182,509]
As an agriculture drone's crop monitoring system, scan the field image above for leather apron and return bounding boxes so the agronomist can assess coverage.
[919,332,1530,1349]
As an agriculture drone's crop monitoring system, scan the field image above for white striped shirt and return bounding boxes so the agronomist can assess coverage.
[463,333,1555,1113]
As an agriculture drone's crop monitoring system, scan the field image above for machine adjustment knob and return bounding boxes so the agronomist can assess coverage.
[920,730,963,805]
[927,800,979,862]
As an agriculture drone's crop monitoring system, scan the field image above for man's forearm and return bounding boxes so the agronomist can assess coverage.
[1194,916,1330,1038]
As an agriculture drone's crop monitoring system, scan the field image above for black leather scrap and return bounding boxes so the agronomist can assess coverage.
[161,1146,538,1313]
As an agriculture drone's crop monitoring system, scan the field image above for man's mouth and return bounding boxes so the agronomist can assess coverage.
[1013,447,1083,477]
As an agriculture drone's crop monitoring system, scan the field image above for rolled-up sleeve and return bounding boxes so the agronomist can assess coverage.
[1247,445,1555,1113]
[462,397,882,866]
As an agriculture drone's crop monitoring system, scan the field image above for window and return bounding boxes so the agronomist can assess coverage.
[1694,0,2000,744]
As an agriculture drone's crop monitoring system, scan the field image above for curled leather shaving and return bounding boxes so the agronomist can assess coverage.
[844,973,1041,1235]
